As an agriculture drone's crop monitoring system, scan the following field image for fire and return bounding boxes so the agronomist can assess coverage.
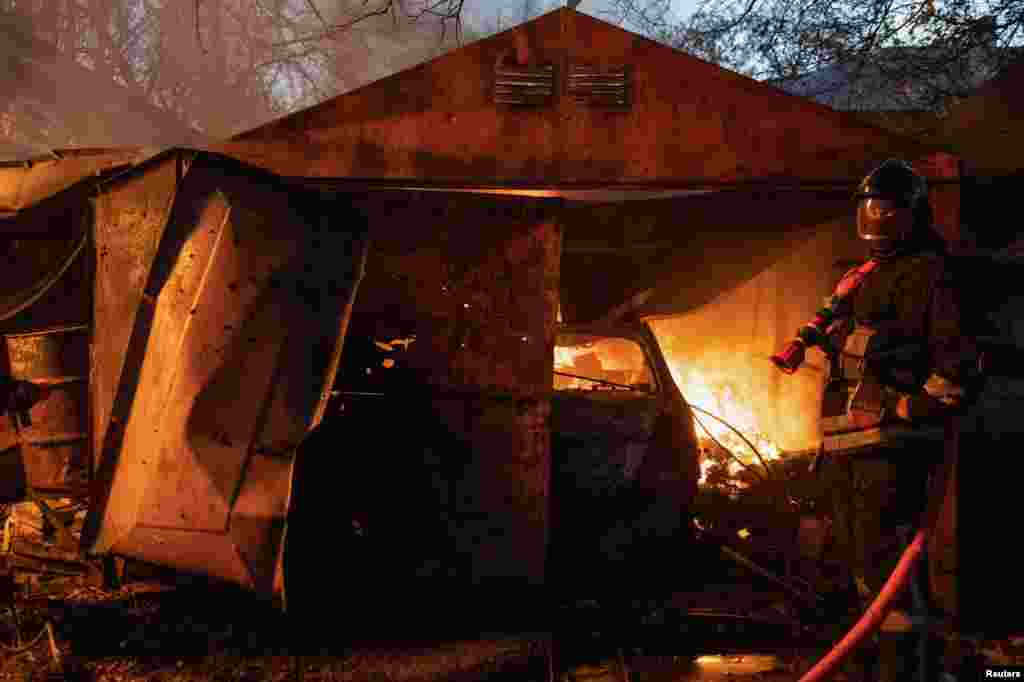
[553,334,784,492]
[553,345,590,389]
[665,362,782,488]
[553,345,580,368]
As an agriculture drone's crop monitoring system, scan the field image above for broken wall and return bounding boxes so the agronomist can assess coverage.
[329,190,561,590]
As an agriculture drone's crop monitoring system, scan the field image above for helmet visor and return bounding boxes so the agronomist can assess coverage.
[856,198,913,241]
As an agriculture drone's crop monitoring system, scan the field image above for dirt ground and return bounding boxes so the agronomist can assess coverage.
[0,579,549,682]
[2,576,1022,682]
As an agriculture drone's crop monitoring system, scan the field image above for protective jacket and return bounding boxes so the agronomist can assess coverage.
[812,248,979,454]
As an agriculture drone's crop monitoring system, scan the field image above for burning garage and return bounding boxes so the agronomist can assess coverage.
[0,5,998,679]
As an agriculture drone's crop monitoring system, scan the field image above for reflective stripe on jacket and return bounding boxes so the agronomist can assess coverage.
[817,249,977,454]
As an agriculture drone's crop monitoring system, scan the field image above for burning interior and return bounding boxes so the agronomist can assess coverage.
[552,328,780,492]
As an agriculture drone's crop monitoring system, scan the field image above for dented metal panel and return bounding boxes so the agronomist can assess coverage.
[90,156,180,477]
[84,155,367,596]
[0,149,144,214]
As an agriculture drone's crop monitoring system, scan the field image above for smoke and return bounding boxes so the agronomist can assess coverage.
[0,0,477,161]
[0,9,44,99]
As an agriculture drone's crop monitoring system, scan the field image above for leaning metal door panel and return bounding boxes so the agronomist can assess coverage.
[84,157,367,596]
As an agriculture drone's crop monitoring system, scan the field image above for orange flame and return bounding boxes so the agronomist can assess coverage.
[665,362,782,488]
[554,336,784,492]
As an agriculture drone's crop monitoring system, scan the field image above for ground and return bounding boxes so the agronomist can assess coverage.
[0,453,1015,681]
[2,574,1022,682]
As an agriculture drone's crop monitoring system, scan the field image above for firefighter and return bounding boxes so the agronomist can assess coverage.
[772,159,980,682]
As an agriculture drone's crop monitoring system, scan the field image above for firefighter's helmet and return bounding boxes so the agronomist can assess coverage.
[855,159,929,246]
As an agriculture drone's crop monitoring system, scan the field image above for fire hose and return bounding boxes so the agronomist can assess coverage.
[795,417,957,682]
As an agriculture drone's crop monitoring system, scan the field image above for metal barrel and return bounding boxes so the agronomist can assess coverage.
[1,327,91,504]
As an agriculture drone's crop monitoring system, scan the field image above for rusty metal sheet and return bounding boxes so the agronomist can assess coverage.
[351,191,560,397]
[0,188,91,324]
[111,525,254,588]
[15,383,88,448]
[90,156,180,475]
[557,189,851,323]
[213,9,941,186]
[3,326,91,498]
[285,192,559,600]
[915,152,961,247]
[941,60,1024,176]
[84,155,368,599]
[18,442,88,494]
[132,189,297,534]
[0,149,144,214]
[557,157,960,325]
[0,250,92,348]
[230,452,290,592]
[5,326,89,380]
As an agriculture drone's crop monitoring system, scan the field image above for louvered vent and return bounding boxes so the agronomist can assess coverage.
[493,64,556,106]
[568,65,631,108]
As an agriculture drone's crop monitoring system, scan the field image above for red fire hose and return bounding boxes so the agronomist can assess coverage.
[796,419,958,682]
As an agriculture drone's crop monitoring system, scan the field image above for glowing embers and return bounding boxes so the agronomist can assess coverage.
[694,655,785,674]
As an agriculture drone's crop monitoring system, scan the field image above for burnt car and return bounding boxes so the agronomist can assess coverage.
[548,322,700,599]
[281,314,700,635]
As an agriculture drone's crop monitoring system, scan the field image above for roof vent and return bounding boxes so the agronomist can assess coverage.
[493,59,556,106]
[568,64,631,108]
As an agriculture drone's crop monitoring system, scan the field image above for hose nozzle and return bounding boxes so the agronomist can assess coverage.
[771,340,806,375]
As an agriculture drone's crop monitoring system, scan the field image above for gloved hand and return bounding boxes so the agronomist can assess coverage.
[771,339,806,374]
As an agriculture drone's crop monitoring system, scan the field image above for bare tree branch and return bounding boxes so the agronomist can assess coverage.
[195,0,208,54]
[706,0,761,37]
[1,0,476,155]
[606,0,1021,111]
[270,3,395,47]
[303,0,328,27]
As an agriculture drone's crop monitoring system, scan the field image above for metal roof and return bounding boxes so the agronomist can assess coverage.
[213,8,949,186]
[0,9,961,212]
[0,147,162,215]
